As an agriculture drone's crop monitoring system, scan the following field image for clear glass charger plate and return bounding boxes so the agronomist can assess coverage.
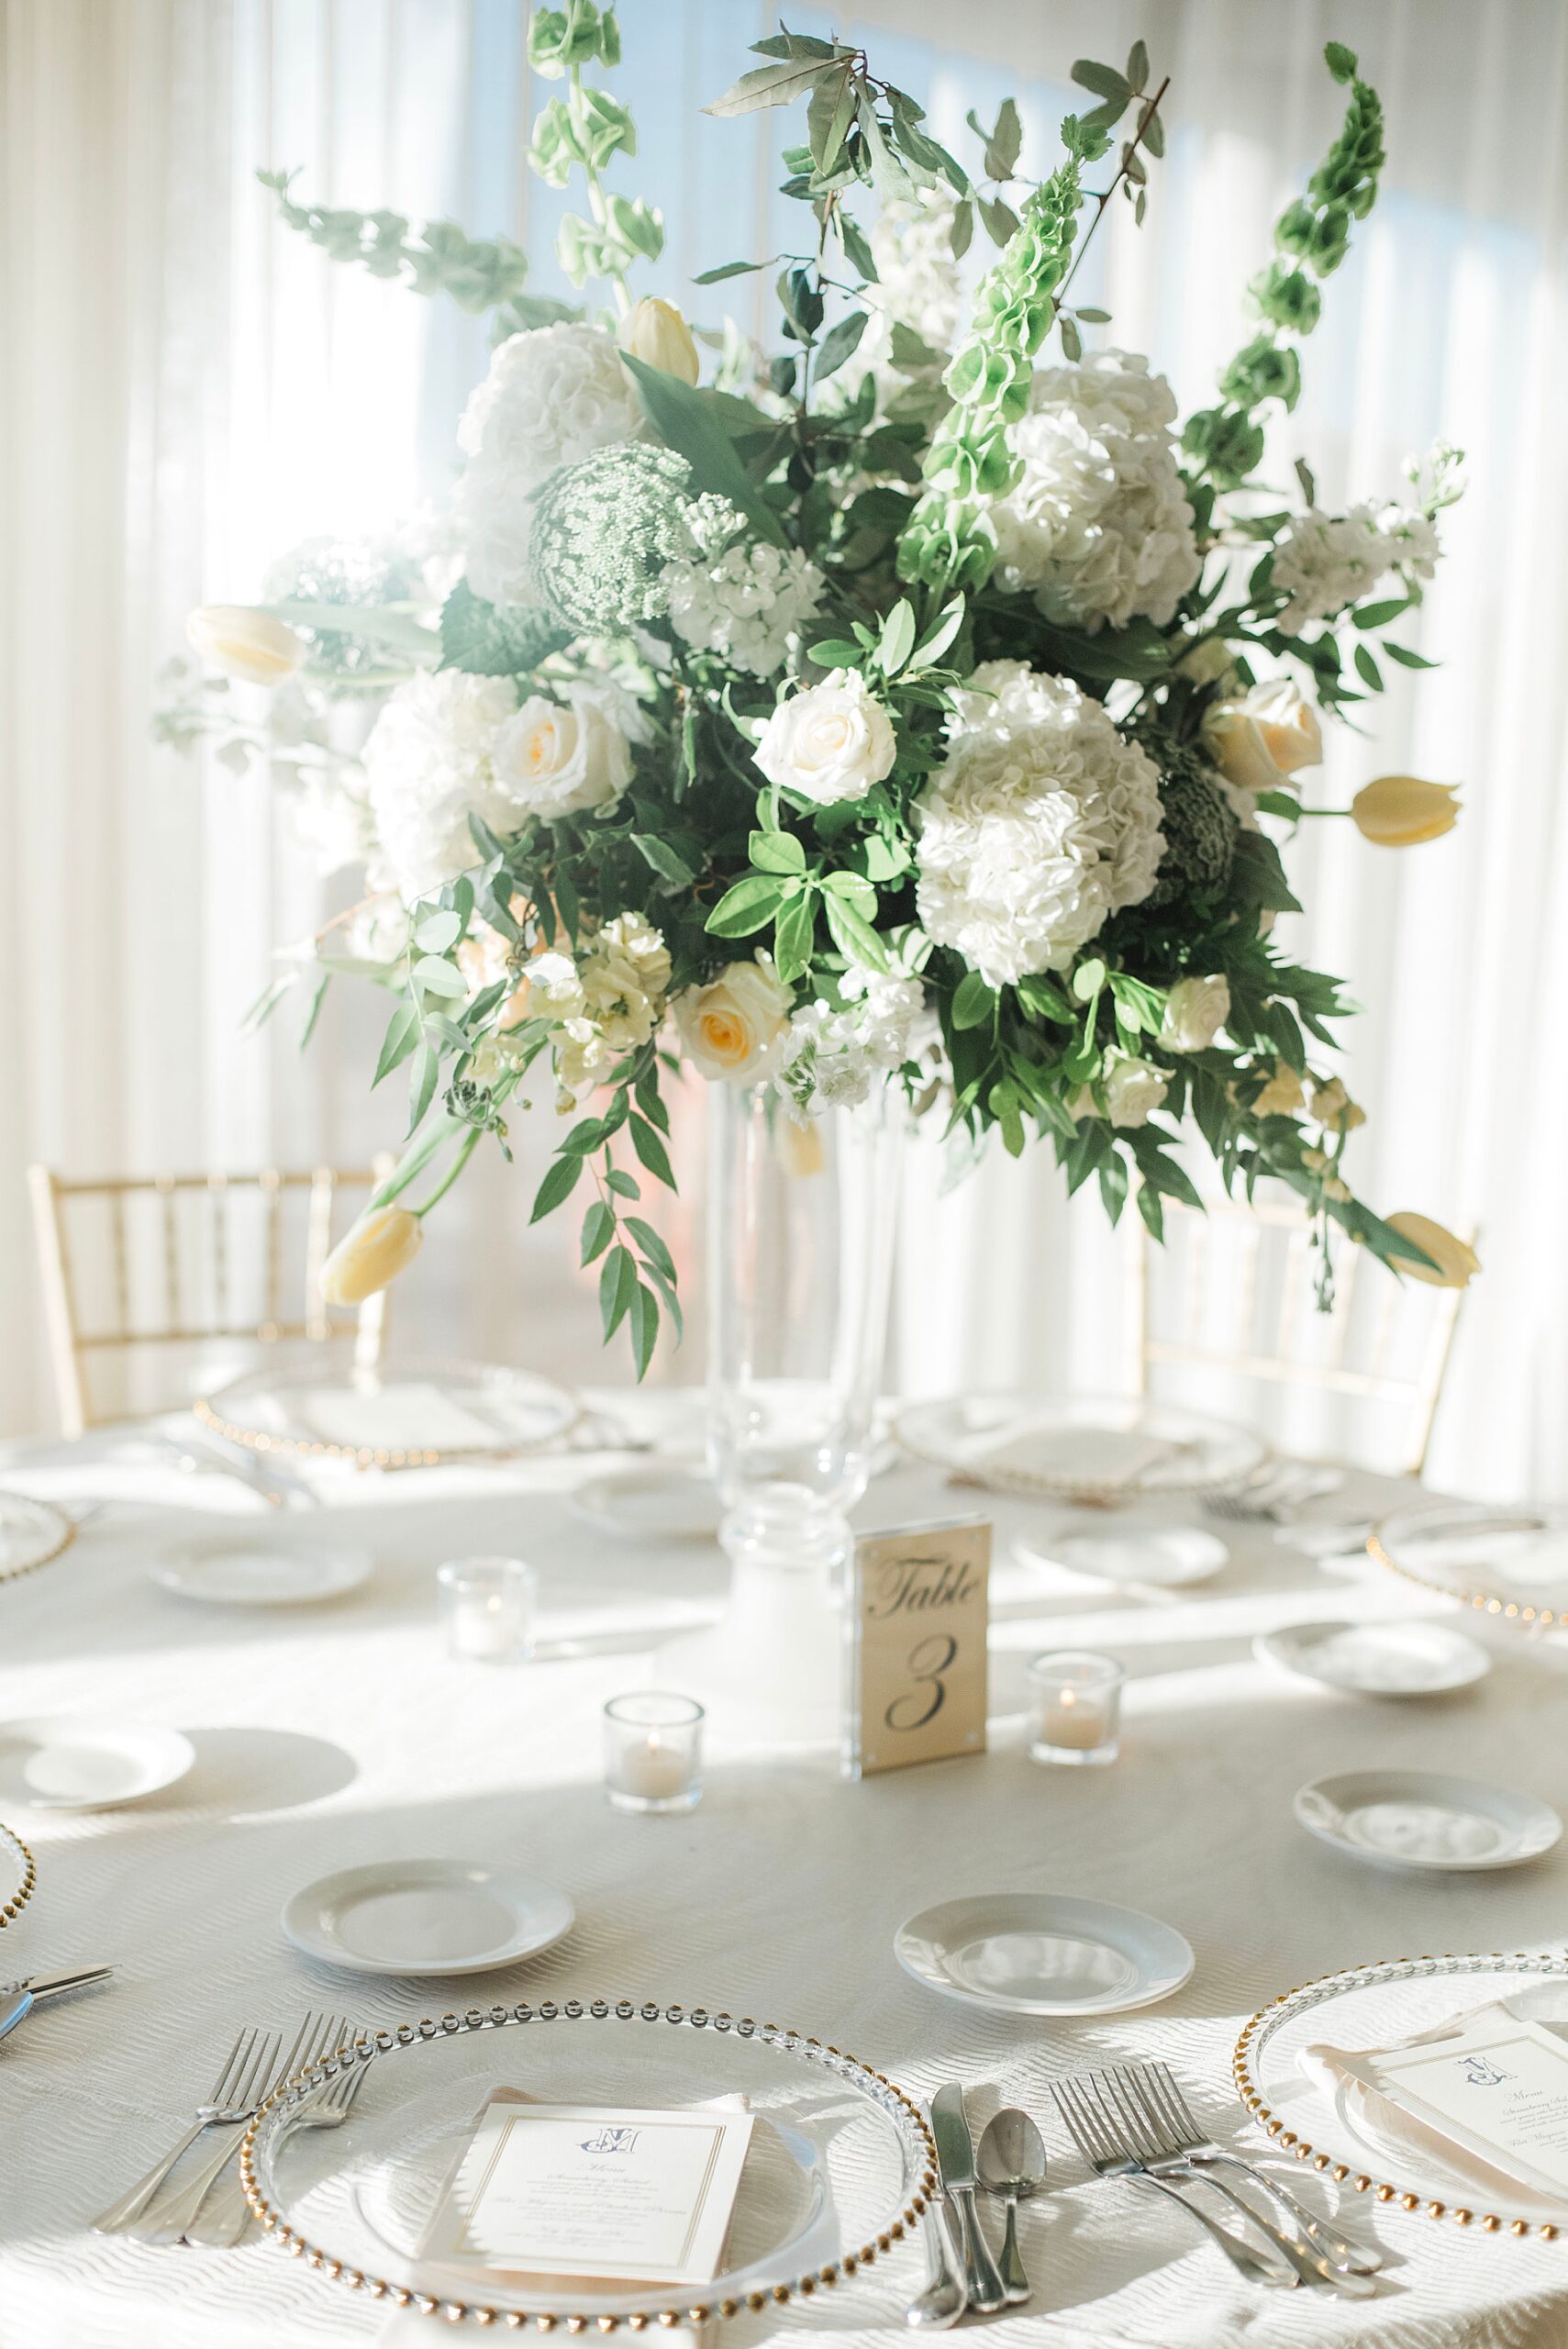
[1370,1501,1568,1627]
[1236,1950,1568,2234]
[195,1344,580,1469]
[895,1391,1266,1502]
[242,1999,935,2330]
[0,1820,37,1927]
[0,1490,76,1582]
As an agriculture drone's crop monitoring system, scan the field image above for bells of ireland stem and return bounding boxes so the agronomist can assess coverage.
[186,605,306,687]
[1385,1212,1480,1289]
[621,297,699,386]
[319,1205,423,1306]
[1351,775,1461,845]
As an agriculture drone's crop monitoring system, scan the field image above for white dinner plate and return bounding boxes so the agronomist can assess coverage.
[895,1892,1195,2018]
[1018,1521,1229,1587]
[153,1539,373,1607]
[1257,1619,1491,1697]
[568,1464,722,1543]
[1294,1769,1562,1872]
[283,1858,575,1977]
[894,1392,1265,1502]
[0,1715,195,1811]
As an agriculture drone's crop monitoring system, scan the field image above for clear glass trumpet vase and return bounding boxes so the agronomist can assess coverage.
[664,1079,904,1738]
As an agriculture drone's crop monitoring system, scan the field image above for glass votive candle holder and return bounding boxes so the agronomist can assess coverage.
[604,1692,704,1815]
[1027,1650,1125,1766]
[438,1556,538,1663]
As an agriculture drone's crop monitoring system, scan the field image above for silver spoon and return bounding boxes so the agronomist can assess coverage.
[977,2108,1046,2306]
[905,2200,966,2329]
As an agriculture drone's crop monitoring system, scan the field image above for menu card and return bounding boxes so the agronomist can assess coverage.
[1372,2012,1568,2198]
[424,2098,754,2285]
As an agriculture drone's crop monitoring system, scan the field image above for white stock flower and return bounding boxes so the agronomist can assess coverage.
[753,671,896,805]
[1162,974,1230,1052]
[532,915,672,1108]
[454,323,643,605]
[674,958,794,1084]
[492,688,632,820]
[1273,501,1441,635]
[916,665,1164,985]
[361,670,519,900]
[777,968,929,1114]
[990,351,1201,632]
[664,507,826,678]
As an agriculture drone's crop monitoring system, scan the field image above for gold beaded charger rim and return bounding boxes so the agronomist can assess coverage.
[0,1820,38,1929]
[239,1998,939,2332]
[892,1390,1267,1504]
[1368,1504,1568,1629]
[1233,1948,1568,2237]
[0,1490,76,1585]
[194,1353,583,1472]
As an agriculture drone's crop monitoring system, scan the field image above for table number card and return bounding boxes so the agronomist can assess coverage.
[843,1517,990,1777]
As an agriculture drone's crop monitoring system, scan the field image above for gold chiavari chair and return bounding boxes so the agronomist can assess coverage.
[1129,1186,1473,1478]
[28,1164,391,1436]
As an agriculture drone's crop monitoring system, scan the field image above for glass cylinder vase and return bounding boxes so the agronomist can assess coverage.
[664,1080,903,1737]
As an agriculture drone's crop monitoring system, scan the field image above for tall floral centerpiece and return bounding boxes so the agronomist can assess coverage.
[178,14,1473,1634]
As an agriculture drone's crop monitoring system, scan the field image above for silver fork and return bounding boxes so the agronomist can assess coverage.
[185,2036,368,2248]
[1052,2075,1290,2288]
[147,2011,352,2246]
[91,2026,283,2235]
[1205,1462,1341,1524]
[1093,2066,1373,2298]
[1126,2061,1381,2275]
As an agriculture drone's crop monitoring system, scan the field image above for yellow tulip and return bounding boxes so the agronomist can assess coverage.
[621,297,700,387]
[319,1205,423,1305]
[186,604,306,686]
[1385,1211,1480,1289]
[1351,775,1461,846]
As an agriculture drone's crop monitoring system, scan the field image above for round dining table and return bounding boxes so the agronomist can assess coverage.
[2,1395,1567,2349]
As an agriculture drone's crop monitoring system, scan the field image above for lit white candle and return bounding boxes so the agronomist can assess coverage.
[613,1735,694,1803]
[1043,1684,1108,1750]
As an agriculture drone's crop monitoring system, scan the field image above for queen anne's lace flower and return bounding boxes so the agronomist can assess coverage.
[664,497,825,677]
[989,351,1201,632]
[1273,501,1440,634]
[454,323,644,606]
[361,670,520,901]
[529,443,695,634]
[916,663,1164,984]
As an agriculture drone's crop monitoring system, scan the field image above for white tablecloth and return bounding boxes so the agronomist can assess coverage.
[3,1403,1568,2349]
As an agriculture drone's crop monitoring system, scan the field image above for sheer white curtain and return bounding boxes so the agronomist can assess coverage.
[3,0,1564,1498]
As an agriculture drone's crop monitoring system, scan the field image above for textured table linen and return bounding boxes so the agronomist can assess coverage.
[2,1409,1567,2349]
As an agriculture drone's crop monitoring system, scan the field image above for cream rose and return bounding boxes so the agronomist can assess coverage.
[674,959,794,1085]
[753,671,897,806]
[1073,1056,1168,1129]
[1204,679,1323,794]
[492,690,632,820]
[1162,974,1230,1052]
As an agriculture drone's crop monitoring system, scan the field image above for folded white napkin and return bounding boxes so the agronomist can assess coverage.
[288,1382,510,1452]
[1299,1994,1568,2212]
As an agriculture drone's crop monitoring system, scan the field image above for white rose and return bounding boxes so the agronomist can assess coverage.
[753,670,897,805]
[674,959,794,1085]
[1162,974,1231,1052]
[1204,679,1323,794]
[492,690,632,820]
[1102,1057,1169,1128]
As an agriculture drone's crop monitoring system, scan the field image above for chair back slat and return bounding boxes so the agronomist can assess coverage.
[28,1164,391,1432]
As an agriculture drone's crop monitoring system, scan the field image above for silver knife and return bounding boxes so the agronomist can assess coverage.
[0,1965,114,2043]
[929,2086,1006,2313]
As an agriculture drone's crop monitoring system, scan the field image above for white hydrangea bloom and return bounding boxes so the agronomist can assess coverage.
[361,670,518,901]
[989,351,1201,632]
[846,185,965,398]
[916,666,1165,985]
[665,501,826,677]
[454,323,644,606]
[777,968,930,1115]
[1273,501,1441,635]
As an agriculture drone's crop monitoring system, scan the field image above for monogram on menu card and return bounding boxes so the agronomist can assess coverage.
[844,1519,991,1777]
